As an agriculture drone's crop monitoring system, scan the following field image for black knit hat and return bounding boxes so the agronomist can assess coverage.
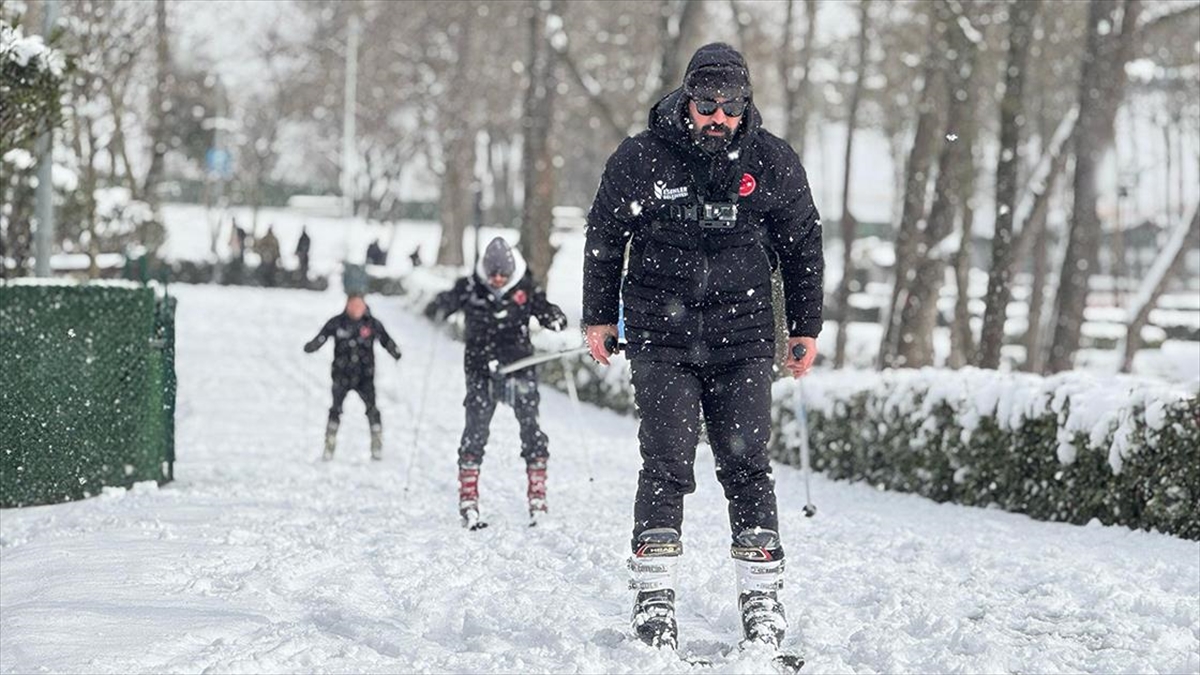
[482,237,515,277]
[683,42,752,101]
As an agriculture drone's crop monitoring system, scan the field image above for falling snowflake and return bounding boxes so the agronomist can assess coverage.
[946,134,959,142]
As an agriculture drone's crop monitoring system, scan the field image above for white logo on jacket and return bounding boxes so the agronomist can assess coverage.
[653,180,689,201]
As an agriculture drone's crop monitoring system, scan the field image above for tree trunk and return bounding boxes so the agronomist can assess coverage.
[104,81,141,200]
[435,9,476,268]
[833,0,871,369]
[1120,205,1200,372]
[949,159,978,369]
[779,0,796,144]
[1047,0,1142,373]
[792,0,819,160]
[896,3,978,369]
[1012,108,1077,258]
[778,0,821,155]
[1020,194,1052,372]
[977,0,1039,369]
[520,0,563,287]
[436,134,474,268]
[142,0,169,206]
[652,0,701,104]
[729,0,750,52]
[878,41,946,369]
[492,137,514,228]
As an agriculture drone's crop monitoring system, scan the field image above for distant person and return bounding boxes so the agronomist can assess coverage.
[365,239,387,266]
[229,219,247,264]
[409,245,423,268]
[295,226,311,282]
[423,237,567,529]
[255,225,281,286]
[304,294,402,461]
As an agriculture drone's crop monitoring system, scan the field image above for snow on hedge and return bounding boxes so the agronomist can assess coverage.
[778,368,1196,474]
[772,368,1199,539]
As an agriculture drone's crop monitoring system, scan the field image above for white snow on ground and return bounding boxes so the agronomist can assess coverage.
[2,284,1198,674]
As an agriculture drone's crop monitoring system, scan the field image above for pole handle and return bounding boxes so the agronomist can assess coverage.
[791,343,807,360]
[604,334,623,355]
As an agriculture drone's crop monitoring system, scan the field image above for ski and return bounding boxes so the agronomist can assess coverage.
[679,642,804,673]
[460,507,488,531]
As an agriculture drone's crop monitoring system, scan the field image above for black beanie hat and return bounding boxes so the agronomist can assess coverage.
[482,237,515,277]
[683,42,752,101]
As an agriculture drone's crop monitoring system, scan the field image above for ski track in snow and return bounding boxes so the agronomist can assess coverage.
[2,284,1197,674]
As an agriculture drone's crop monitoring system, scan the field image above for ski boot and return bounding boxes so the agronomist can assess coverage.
[732,528,787,647]
[370,424,383,461]
[458,457,486,530]
[527,458,548,525]
[322,420,339,461]
[629,527,682,650]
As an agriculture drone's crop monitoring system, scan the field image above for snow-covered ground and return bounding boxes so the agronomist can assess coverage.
[2,284,1197,674]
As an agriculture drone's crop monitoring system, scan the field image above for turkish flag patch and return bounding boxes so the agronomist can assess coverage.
[513,289,528,306]
[739,173,757,197]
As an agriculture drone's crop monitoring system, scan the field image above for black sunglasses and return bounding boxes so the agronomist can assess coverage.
[693,98,747,117]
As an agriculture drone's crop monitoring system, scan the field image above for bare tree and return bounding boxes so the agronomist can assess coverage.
[434,6,479,267]
[784,0,819,158]
[519,0,565,286]
[895,1,980,369]
[552,1,702,146]
[976,0,1039,369]
[832,0,872,369]
[878,33,947,368]
[651,0,702,104]
[1047,0,1143,373]
[1120,205,1200,372]
[142,0,170,207]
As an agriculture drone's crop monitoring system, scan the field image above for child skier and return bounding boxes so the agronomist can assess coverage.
[424,236,568,528]
[304,294,402,461]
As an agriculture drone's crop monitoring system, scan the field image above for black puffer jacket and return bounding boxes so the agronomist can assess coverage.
[583,64,823,364]
[425,252,568,373]
[304,310,401,379]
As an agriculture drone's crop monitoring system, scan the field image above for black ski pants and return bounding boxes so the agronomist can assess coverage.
[630,356,779,551]
[458,368,548,466]
[329,373,380,427]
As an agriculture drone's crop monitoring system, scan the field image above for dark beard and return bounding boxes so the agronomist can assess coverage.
[691,123,733,154]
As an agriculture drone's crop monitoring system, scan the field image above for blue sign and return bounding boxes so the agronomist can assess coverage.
[205,148,233,178]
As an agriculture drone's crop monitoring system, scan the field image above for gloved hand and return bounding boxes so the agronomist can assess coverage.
[389,346,403,361]
[546,308,568,332]
[303,338,323,353]
[423,302,444,322]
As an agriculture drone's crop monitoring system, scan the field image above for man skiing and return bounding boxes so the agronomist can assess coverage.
[582,43,823,652]
[424,236,568,528]
[304,294,402,461]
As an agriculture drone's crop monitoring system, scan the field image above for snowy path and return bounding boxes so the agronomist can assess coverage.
[2,284,1197,674]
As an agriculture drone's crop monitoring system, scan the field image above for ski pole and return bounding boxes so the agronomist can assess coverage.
[561,365,595,483]
[560,334,622,483]
[494,345,591,375]
[403,320,442,494]
[790,343,817,518]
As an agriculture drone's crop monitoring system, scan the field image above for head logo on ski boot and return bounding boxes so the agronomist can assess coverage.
[629,527,682,650]
[732,529,787,648]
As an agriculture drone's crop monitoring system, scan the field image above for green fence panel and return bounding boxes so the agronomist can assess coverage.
[0,283,176,507]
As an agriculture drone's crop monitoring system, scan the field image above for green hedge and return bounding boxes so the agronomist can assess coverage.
[400,271,1200,540]
[769,370,1200,540]
[0,282,176,506]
